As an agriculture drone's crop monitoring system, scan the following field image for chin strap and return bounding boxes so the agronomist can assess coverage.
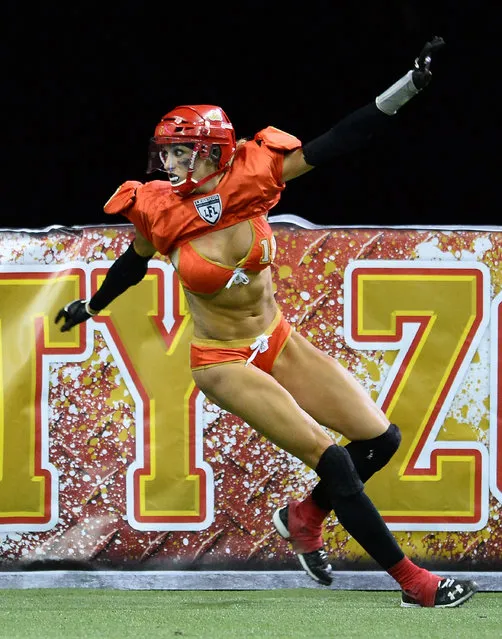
[173,144,232,196]
[191,165,230,191]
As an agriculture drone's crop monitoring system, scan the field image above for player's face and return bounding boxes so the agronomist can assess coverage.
[160,144,195,186]
[160,143,216,189]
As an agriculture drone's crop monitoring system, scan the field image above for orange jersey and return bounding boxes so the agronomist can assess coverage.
[103,126,301,257]
[177,215,276,295]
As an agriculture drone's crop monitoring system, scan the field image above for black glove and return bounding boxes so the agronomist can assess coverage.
[412,36,445,90]
[55,300,95,332]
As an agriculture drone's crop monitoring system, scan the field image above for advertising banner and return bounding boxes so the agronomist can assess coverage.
[0,220,501,573]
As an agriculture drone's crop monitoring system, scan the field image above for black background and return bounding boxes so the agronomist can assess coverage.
[2,1,496,230]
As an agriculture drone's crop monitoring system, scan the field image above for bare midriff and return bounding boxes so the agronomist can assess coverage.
[170,218,278,341]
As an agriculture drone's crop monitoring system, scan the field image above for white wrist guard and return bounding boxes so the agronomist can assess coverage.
[375,70,420,116]
[85,301,99,316]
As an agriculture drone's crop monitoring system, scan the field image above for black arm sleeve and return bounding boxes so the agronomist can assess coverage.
[302,101,392,167]
[88,242,151,312]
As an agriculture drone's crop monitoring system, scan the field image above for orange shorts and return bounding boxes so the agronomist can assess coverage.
[190,310,292,374]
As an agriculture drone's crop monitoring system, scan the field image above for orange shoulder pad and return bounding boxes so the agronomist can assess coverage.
[103,180,143,214]
[254,126,302,151]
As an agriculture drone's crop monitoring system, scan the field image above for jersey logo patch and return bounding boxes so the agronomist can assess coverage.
[193,194,222,225]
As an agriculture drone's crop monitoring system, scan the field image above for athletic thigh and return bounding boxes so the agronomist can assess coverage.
[192,362,334,469]
[271,330,390,440]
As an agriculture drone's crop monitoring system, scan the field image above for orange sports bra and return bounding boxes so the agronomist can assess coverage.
[176,216,276,295]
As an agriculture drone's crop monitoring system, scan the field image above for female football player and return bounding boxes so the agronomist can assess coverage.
[56,37,477,608]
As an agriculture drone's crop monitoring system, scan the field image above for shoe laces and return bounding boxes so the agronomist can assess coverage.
[439,578,455,589]
[313,549,330,566]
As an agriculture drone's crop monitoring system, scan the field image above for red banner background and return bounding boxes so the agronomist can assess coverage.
[0,221,501,572]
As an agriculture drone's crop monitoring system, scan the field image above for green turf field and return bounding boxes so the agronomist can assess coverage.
[0,589,499,638]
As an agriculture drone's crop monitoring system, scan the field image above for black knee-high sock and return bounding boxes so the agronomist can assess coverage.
[314,444,404,570]
[331,491,404,570]
[309,479,405,569]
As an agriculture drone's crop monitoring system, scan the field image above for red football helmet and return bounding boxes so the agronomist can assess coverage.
[147,105,237,196]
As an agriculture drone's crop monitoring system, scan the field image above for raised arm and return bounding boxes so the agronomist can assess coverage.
[282,37,445,183]
[55,229,156,332]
